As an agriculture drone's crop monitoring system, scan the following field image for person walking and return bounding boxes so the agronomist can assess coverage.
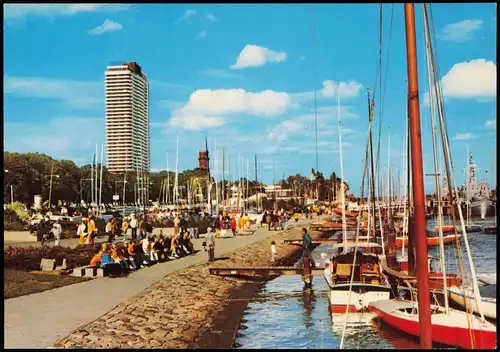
[130,215,138,241]
[173,214,180,236]
[51,219,62,246]
[271,240,277,263]
[121,218,129,239]
[295,227,316,268]
[86,216,97,245]
[230,216,237,236]
[106,219,113,243]
[205,227,216,262]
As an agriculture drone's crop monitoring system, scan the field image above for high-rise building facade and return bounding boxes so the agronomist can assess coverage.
[105,62,149,173]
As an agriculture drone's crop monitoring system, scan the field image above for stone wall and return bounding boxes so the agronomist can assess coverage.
[55,226,327,349]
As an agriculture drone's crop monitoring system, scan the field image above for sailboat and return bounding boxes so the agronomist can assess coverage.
[448,284,497,320]
[368,4,496,349]
[323,81,391,314]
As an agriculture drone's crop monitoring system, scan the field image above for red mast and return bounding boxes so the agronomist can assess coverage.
[404,3,432,349]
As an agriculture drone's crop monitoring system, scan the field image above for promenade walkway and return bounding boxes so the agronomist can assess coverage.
[4,219,312,349]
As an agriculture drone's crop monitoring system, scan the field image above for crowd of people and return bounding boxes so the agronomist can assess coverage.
[87,227,196,273]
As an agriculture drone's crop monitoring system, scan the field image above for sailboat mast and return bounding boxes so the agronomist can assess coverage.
[337,84,347,247]
[206,137,212,214]
[166,152,169,205]
[404,3,432,348]
[424,11,449,312]
[174,136,179,206]
[99,144,104,216]
[221,145,225,207]
[367,92,377,237]
[255,154,259,211]
[95,144,98,209]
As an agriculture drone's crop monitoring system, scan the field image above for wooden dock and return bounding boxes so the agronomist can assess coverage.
[209,266,326,277]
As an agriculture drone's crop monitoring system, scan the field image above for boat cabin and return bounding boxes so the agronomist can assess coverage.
[330,243,384,286]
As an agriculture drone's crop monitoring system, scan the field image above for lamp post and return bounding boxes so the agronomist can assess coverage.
[44,169,60,209]
[115,176,128,217]
[5,170,13,204]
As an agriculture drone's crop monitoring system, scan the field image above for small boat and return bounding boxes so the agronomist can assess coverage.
[333,208,358,217]
[434,225,455,233]
[323,243,391,313]
[448,284,496,320]
[395,234,460,248]
[369,299,497,349]
[482,225,497,234]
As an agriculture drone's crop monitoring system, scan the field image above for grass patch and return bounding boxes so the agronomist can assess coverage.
[4,269,91,299]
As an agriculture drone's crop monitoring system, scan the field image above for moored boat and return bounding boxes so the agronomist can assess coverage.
[323,243,391,313]
[369,299,497,349]
[482,225,497,234]
[395,233,460,248]
[434,224,455,233]
[448,284,497,320]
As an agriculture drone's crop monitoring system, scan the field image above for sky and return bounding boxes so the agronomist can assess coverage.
[3,4,497,196]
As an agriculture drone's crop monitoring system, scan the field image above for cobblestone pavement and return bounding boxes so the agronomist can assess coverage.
[54,225,325,349]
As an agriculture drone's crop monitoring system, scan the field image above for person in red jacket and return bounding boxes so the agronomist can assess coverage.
[230,216,237,236]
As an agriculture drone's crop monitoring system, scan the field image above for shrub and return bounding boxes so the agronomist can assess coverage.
[4,245,101,271]
[6,202,30,223]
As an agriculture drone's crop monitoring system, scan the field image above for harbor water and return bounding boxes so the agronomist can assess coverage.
[235,217,496,349]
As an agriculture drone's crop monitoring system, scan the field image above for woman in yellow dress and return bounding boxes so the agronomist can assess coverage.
[238,215,245,230]
[86,217,96,244]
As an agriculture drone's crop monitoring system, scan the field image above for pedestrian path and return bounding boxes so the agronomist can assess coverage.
[4,220,311,349]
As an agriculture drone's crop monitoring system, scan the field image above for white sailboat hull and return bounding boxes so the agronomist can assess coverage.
[448,286,496,320]
[323,268,391,313]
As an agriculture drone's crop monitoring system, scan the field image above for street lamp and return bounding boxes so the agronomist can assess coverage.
[43,173,60,209]
[5,170,13,204]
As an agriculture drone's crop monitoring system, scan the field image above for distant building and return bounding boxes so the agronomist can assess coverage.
[198,150,209,171]
[105,62,149,173]
[264,184,292,198]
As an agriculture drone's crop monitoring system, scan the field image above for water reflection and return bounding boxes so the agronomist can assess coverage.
[302,288,316,329]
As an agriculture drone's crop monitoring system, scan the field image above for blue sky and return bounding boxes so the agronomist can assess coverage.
[3,4,497,196]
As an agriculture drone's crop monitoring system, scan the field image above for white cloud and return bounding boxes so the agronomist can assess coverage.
[4,4,129,20]
[197,29,207,38]
[205,13,216,21]
[291,80,363,102]
[230,44,287,70]
[263,107,359,153]
[180,88,294,117]
[424,59,496,103]
[167,88,294,131]
[88,19,122,36]
[164,79,363,131]
[176,9,196,22]
[453,132,474,141]
[440,19,483,42]
[4,76,103,108]
[169,113,225,131]
[485,119,496,129]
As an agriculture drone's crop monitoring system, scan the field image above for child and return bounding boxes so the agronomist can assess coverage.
[271,241,277,263]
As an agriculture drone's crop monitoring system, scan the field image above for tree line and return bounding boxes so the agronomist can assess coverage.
[3,152,350,206]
